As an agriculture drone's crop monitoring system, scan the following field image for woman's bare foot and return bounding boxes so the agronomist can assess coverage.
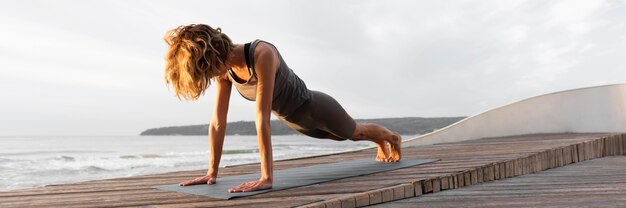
[350,123,402,162]
[375,141,389,162]
[386,133,402,162]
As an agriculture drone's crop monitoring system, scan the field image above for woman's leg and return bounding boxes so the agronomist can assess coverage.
[283,91,401,162]
[349,123,402,162]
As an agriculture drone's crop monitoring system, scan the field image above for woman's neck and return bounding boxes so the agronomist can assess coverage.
[228,44,252,80]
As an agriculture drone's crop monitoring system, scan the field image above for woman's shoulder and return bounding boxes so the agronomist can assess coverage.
[252,39,278,51]
[251,39,279,59]
[250,40,280,77]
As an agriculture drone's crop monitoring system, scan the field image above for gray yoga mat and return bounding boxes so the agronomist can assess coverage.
[155,158,438,199]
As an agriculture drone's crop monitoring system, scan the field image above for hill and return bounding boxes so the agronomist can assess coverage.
[140,117,465,136]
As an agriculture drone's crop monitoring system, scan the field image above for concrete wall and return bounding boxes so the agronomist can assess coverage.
[405,84,626,146]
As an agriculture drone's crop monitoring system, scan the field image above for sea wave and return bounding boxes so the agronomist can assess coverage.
[55,155,76,161]
[0,150,112,157]
[222,149,258,154]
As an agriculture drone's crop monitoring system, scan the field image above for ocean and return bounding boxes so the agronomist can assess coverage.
[0,135,410,192]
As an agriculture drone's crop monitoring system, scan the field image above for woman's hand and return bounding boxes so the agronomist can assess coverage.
[179,175,216,186]
[228,178,272,192]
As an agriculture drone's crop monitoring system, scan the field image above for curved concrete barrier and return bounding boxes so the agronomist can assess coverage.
[405,84,626,146]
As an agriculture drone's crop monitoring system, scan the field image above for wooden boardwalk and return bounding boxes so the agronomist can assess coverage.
[0,133,624,207]
[375,156,626,207]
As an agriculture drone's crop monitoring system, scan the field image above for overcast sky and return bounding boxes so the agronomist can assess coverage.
[1,0,625,136]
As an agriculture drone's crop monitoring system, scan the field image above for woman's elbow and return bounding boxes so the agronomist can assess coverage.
[255,119,271,132]
[210,120,227,131]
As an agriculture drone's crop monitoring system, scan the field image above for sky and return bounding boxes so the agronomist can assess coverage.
[1,0,625,136]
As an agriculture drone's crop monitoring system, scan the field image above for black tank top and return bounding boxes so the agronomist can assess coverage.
[227,39,311,116]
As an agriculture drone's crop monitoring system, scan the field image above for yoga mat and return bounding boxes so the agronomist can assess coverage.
[155,158,438,199]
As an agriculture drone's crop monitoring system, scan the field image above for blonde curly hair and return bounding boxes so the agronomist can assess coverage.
[163,24,234,100]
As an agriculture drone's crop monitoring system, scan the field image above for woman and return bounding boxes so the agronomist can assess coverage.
[164,24,401,193]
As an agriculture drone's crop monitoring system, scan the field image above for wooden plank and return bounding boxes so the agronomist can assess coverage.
[523,156,533,175]
[615,135,621,155]
[413,180,423,197]
[577,143,585,162]
[493,163,500,180]
[432,178,441,193]
[354,192,369,207]
[456,172,464,188]
[546,149,553,169]
[610,135,615,156]
[470,169,478,184]
[608,135,614,156]
[594,139,600,158]
[476,167,484,183]
[464,171,472,186]
[572,144,578,163]
[302,202,325,208]
[514,158,521,176]
[541,151,548,170]
[340,196,356,208]
[448,175,455,190]
[422,179,433,194]
[381,188,393,202]
[557,148,564,167]
[585,140,591,160]
[392,185,405,200]
[485,163,497,181]
[440,176,450,190]
[403,183,415,198]
[603,136,609,157]
[326,199,341,208]
[620,134,626,155]
[530,155,536,173]
[367,190,383,205]
[505,160,513,178]
[563,146,572,165]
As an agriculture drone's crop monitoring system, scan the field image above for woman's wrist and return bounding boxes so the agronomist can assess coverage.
[260,177,273,183]
[206,169,218,177]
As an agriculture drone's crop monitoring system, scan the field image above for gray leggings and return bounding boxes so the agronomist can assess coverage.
[278,91,357,140]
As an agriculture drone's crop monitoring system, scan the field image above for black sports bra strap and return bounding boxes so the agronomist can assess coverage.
[243,42,254,78]
[247,40,261,78]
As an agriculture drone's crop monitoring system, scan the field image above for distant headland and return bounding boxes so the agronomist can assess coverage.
[140,117,465,136]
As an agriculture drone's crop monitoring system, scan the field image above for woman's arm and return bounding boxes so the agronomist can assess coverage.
[180,75,232,186]
[228,42,279,193]
[207,76,232,177]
